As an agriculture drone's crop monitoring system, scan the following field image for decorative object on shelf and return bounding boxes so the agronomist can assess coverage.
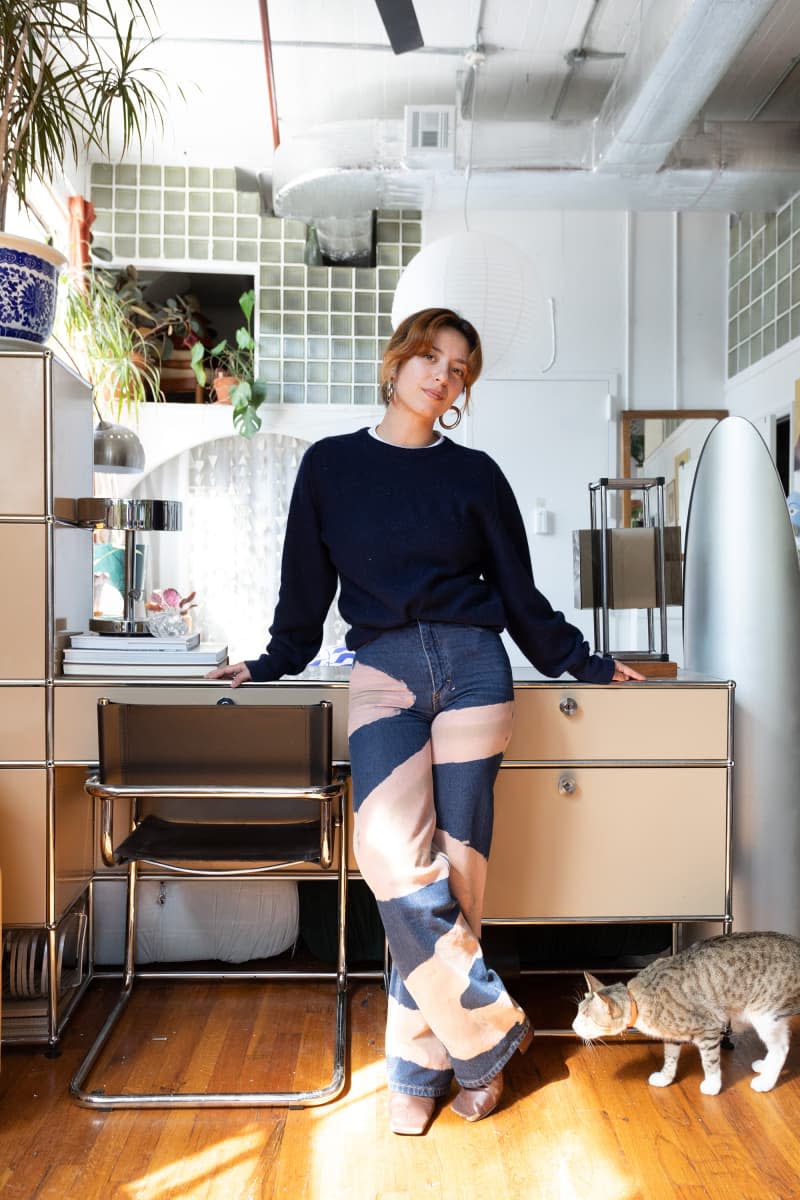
[0,235,66,343]
[574,476,679,677]
[0,1,169,342]
[191,288,267,436]
[76,498,183,636]
[145,587,198,637]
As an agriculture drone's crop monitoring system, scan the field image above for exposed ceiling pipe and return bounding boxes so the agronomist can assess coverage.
[593,0,780,173]
[550,0,623,122]
[257,0,280,150]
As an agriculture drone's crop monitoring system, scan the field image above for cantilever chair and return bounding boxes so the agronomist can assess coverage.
[70,697,349,1110]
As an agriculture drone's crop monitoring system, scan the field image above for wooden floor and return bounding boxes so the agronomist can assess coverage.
[1,976,799,1199]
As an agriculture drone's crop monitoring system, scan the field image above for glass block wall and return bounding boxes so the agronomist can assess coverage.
[89,163,422,404]
[728,188,800,377]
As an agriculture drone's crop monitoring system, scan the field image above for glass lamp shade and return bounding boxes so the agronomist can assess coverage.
[93,417,145,474]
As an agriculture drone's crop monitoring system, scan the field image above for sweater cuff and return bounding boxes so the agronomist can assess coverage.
[568,652,615,684]
[244,654,284,682]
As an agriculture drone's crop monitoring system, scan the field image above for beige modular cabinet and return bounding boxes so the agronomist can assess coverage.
[484,680,734,925]
[0,349,93,1047]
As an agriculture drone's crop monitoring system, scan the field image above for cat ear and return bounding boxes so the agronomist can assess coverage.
[584,971,605,994]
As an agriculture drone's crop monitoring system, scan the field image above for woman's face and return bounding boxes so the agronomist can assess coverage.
[391,326,470,425]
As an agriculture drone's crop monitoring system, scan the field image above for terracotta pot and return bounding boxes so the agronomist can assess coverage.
[212,373,238,405]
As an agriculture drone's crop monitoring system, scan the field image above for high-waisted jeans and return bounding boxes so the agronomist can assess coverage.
[347,621,531,1097]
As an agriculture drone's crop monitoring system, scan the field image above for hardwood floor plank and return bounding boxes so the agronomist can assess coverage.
[1,980,799,1199]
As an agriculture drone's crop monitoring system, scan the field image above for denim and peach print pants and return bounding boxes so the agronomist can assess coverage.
[347,622,531,1098]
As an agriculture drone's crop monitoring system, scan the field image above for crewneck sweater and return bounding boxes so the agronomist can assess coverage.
[245,428,613,685]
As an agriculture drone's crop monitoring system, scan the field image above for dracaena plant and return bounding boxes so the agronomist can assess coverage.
[0,0,169,230]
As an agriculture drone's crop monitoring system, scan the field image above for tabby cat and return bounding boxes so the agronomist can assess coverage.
[572,931,800,1094]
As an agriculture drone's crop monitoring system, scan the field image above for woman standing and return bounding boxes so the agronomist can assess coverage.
[210,307,644,1134]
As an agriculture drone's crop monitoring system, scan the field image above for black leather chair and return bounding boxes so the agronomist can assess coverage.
[70,697,348,1109]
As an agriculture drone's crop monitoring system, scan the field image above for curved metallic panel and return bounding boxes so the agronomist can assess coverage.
[684,416,800,935]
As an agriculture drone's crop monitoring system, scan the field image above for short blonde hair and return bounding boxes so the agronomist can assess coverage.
[380,307,483,409]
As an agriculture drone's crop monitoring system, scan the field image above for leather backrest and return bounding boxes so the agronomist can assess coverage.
[98,701,332,789]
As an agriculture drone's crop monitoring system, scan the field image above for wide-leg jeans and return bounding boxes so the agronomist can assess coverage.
[347,621,531,1097]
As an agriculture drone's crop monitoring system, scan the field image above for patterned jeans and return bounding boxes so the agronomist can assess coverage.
[347,621,531,1097]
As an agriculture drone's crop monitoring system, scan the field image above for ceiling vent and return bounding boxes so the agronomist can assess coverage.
[404,105,456,167]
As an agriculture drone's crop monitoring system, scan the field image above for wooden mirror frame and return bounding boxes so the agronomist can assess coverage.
[618,408,728,526]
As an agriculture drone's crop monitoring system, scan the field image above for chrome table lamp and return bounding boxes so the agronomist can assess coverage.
[77,497,182,635]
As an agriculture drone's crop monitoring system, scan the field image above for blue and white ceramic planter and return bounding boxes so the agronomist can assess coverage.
[0,234,66,344]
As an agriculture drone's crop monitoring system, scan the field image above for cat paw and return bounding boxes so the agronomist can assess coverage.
[648,1071,674,1088]
[699,1078,722,1095]
[750,1074,776,1093]
[751,1058,765,1073]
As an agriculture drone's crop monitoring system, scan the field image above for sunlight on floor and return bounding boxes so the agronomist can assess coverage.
[549,1131,637,1200]
[121,1128,266,1199]
[118,1061,385,1199]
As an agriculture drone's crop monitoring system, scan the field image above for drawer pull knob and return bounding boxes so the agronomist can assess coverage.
[559,696,578,717]
[558,774,577,796]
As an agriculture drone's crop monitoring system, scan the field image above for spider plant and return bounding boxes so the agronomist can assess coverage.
[59,267,162,417]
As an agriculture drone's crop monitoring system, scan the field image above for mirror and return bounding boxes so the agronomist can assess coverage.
[619,409,728,529]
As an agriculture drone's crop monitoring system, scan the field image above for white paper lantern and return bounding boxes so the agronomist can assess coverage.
[391,231,546,375]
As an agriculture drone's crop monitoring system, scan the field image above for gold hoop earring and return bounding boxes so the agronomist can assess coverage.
[384,378,395,404]
[439,405,462,430]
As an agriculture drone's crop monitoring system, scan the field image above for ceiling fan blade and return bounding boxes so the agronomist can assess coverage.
[374,0,424,54]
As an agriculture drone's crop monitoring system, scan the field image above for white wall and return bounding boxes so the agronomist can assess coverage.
[424,208,728,408]
[423,207,728,664]
[725,337,800,491]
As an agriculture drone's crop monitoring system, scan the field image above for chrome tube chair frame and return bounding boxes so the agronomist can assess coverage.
[70,698,349,1110]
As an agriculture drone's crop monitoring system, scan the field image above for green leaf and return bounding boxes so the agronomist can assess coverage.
[238,288,256,323]
[190,340,206,385]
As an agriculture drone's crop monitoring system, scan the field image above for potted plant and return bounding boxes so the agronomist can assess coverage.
[191,288,268,437]
[58,266,162,417]
[0,1,168,343]
[114,267,209,396]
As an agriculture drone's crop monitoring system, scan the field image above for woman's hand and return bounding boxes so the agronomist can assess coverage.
[206,661,252,688]
[611,660,647,682]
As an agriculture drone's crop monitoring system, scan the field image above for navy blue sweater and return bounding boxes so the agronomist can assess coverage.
[245,428,613,685]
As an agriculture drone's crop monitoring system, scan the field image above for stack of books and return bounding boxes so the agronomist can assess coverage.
[63,633,228,677]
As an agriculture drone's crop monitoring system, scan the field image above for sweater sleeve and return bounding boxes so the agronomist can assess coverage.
[245,446,339,681]
[482,461,614,684]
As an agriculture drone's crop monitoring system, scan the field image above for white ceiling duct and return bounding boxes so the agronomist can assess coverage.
[272,113,800,222]
[594,0,781,173]
[271,0,800,233]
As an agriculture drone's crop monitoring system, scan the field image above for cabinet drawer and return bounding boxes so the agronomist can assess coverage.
[0,768,46,923]
[484,765,728,920]
[0,687,45,759]
[0,525,46,679]
[507,685,730,761]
